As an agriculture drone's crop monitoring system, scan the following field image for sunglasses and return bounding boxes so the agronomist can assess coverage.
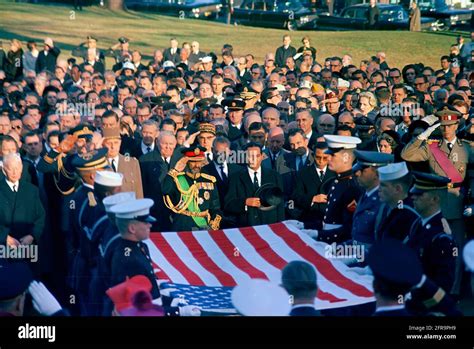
[11,125,22,130]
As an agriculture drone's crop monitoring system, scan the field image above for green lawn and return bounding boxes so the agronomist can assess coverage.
[0,0,464,69]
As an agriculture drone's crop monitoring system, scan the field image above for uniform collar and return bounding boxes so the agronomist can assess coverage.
[337,169,353,179]
[421,210,441,227]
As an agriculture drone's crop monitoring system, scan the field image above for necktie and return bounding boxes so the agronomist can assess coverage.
[270,153,276,170]
[147,146,151,153]
[253,171,259,190]
[447,143,453,151]
[111,159,117,172]
[220,164,227,181]
[319,169,324,181]
[207,153,212,163]
[12,184,17,193]
[165,158,170,170]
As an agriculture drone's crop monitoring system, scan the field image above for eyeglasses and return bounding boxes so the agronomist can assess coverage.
[26,142,39,146]
[11,125,22,130]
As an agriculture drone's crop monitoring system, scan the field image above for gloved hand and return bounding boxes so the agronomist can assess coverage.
[417,122,440,141]
[179,305,201,317]
[171,297,188,307]
[300,229,318,239]
[463,205,474,217]
[28,281,62,316]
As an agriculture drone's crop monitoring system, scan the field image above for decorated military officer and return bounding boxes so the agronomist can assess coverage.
[316,135,364,244]
[406,171,457,293]
[162,145,222,231]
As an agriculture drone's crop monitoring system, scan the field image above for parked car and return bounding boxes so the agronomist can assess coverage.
[316,4,438,30]
[232,0,318,30]
[417,0,472,29]
[125,0,223,19]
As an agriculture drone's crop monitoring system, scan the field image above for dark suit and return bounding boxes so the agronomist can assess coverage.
[225,167,285,227]
[290,306,321,316]
[375,198,420,241]
[227,123,245,143]
[163,48,181,65]
[275,45,297,68]
[139,149,182,232]
[278,150,314,200]
[35,47,61,73]
[292,165,336,229]
[0,179,45,245]
[307,132,319,152]
[189,51,206,68]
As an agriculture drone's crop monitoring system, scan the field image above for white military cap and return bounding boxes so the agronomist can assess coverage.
[200,56,213,64]
[110,198,156,223]
[103,192,136,213]
[463,240,474,272]
[95,171,123,187]
[122,61,136,71]
[378,162,409,182]
[231,279,291,316]
[324,135,361,155]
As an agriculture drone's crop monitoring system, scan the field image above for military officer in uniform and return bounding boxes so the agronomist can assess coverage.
[316,135,364,244]
[106,198,199,316]
[375,162,420,241]
[351,150,394,252]
[401,105,474,295]
[162,145,222,231]
[406,171,457,293]
[71,36,105,63]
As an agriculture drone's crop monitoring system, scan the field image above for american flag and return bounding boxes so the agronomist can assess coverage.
[145,222,374,313]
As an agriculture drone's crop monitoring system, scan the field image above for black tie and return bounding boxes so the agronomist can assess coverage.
[319,169,324,181]
[163,158,170,170]
[147,146,151,153]
[111,159,117,172]
[270,154,276,170]
[447,143,453,152]
[220,164,227,181]
[207,153,212,163]
[12,184,17,193]
[253,171,259,190]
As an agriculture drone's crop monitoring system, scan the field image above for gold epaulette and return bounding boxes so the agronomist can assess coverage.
[427,139,440,145]
[168,168,184,178]
[88,191,97,207]
[43,154,55,164]
[200,173,217,183]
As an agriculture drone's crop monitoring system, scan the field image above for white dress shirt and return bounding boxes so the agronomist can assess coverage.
[141,141,154,155]
[6,179,19,192]
[247,167,262,187]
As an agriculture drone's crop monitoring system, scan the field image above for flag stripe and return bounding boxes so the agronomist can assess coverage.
[151,232,205,285]
[239,226,288,269]
[146,237,188,284]
[270,223,373,298]
[209,229,269,280]
[317,290,346,303]
[179,231,237,286]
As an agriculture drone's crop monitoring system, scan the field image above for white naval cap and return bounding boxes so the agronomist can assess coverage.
[378,162,409,182]
[324,135,361,154]
[95,170,123,187]
[463,240,474,272]
[103,192,136,213]
[110,198,156,223]
[122,61,136,71]
[231,279,291,316]
[200,56,213,64]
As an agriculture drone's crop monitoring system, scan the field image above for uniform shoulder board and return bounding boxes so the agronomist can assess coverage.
[200,173,217,183]
[168,168,184,178]
[441,218,452,235]
[427,139,440,145]
[88,191,97,207]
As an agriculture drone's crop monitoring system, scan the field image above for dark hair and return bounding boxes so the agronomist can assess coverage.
[248,122,268,133]
[160,118,176,130]
[287,128,306,139]
[102,110,119,121]
[243,141,262,152]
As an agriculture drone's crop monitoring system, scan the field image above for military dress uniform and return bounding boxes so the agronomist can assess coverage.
[351,150,394,247]
[317,135,364,244]
[405,172,457,293]
[162,146,222,231]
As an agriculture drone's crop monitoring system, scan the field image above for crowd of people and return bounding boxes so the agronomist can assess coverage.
[0,30,473,316]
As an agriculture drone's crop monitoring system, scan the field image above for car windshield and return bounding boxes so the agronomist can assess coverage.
[418,0,447,10]
[380,8,407,21]
[273,0,305,12]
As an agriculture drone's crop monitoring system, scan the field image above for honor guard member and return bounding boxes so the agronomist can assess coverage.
[316,135,364,244]
[368,239,423,316]
[162,145,222,231]
[375,162,420,241]
[351,150,394,252]
[68,153,116,315]
[107,199,199,316]
[401,105,474,295]
[406,171,457,293]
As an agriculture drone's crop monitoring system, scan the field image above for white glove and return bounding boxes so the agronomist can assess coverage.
[179,305,201,317]
[463,205,474,217]
[28,281,62,316]
[293,52,303,60]
[171,297,189,307]
[422,114,439,126]
[417,122,440,141]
